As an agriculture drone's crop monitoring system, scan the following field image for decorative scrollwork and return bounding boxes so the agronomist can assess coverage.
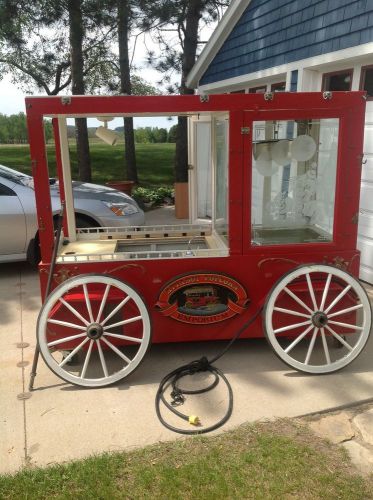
[106,263,146,275]
[258,258,299,270]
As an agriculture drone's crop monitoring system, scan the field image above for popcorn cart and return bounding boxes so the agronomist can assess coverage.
[26,92,372,388]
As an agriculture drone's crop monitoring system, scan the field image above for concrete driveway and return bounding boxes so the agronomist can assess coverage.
[1,261,373,475]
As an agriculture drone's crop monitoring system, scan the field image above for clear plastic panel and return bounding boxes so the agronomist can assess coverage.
[251,118,339,246]
[214,118,229,242]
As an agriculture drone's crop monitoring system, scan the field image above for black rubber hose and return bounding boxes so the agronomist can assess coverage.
[155,306,263,435]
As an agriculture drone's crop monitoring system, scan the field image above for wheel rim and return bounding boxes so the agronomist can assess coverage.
[264,265,371,374]
[37,275,151,387]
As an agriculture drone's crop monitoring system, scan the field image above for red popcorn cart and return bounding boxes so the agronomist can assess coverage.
[26,92,372,388]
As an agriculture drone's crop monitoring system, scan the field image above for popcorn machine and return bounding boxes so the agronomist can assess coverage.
[26,92,371,387]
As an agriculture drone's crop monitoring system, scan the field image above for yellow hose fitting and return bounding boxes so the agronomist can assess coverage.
[188,415,200,426]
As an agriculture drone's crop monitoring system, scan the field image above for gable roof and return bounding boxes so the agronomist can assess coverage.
[186,0,252,89]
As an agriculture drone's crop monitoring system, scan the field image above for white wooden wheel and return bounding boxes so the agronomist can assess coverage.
[264,265,371,374]
[37,274,151,387]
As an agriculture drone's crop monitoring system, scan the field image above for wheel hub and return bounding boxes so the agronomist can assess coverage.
[311,311,328,328]
[86,323,104,339]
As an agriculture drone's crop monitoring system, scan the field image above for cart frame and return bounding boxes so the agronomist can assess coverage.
[25,91,371,386]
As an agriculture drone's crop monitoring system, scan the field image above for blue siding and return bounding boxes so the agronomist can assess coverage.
[200,0,373,85]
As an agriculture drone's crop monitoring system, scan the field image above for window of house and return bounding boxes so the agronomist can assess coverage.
[271,82,286,92]
[360,65,373,100]
[249,85,267,94]
[322,69,353,91]
[231,89,246,94]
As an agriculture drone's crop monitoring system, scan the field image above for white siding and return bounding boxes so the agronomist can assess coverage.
[358,104,373,284]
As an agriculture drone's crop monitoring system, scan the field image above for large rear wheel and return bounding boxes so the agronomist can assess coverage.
[264,265,371,374]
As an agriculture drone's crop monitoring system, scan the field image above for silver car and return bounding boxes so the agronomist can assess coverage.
[0,164,145,264]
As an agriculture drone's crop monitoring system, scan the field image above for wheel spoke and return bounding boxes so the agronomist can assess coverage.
[327,304,364,318]
[328,320,363,331]
[104,332,142,343]
[306,273,318,311]
[59,298,89,326]
[101,296,130,326]
[83,284,94,323]
[59,337,90,367]
[284,287,313,313]
[273,307,310,318]
[47,333,86,347]
[305,328,318,365]
[319,273,332,311]
[284,324,314,353]
[274,320,311,335]
[104,316,142,330]
[81,339,94,378]
[101,337,131,363]
[47,318,87,331]
[96,339,108,377]
[324,285,352,314]
[96,284,110,323]
[325,325,353,351]
[320,328,331,364]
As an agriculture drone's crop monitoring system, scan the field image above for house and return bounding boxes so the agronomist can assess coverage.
[187,0,373,284]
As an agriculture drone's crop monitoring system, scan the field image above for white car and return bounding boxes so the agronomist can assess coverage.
[0,165,145,265]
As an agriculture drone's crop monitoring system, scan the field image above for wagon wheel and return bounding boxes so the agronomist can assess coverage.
[263,265,371,374]
[37,274,151,387]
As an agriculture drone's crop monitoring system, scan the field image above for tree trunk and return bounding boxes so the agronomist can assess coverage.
[118,0,138,183]
[68,0,91,182]
[175,0,203,183]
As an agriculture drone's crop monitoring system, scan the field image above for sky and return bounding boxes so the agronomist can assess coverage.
[0,19,219,130]
[0,67,177,130]
[0,75,26,115]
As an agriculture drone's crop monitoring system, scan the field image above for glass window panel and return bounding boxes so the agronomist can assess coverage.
[251,118,339,246]
[361,66,373,99]
[323,71,352,91]
[214,119,229,242]
[271,82,286,92]
[196,122,212,219]
[249,86,267,94]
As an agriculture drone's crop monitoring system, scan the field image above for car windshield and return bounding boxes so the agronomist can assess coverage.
[0,165,34,188]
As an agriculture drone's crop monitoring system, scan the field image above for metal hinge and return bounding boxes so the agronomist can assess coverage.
[199,95,209,103]
[241,127,251,135]
[323,91,332,100]
[39,218,46,232]
[61,96,71,105]
[359,154,367,165]
[352,213,359,224]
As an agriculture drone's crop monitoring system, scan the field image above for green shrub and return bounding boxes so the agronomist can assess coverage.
[132,185,174,208]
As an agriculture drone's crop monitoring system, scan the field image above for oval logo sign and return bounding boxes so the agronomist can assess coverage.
[156,273,249,324]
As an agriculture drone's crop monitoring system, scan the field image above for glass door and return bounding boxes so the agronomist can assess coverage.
[188,117,212,223]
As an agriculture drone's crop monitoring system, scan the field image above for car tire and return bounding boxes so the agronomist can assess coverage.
[26,214,98,267]
[75,214,99,229]
[26,236,40,267]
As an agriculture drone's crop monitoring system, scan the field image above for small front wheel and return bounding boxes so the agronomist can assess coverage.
[37,274,151,387]
[264,265,371,374]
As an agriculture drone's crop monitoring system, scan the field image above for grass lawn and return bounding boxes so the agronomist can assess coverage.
[0,142,176,187]
[0,420,372,499]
